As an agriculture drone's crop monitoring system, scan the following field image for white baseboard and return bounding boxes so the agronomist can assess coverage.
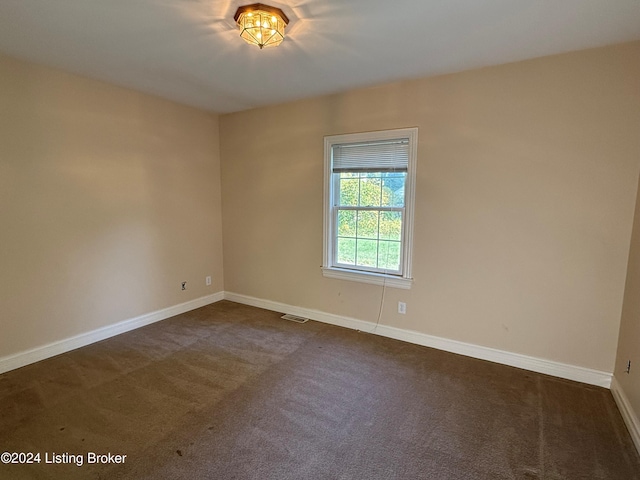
[611,376,640,454]
[0,290,613,390]
[0,292,224,375]
[224,291,612,388]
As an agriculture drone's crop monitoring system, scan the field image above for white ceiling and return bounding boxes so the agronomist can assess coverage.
[0,0,639,113]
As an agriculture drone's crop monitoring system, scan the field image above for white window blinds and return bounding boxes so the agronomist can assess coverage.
[332,138,409,173]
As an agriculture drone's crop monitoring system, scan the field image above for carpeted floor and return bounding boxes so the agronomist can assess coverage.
[1,300,638,479]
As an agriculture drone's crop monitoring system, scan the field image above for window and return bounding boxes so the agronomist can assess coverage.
[323,128,417,289]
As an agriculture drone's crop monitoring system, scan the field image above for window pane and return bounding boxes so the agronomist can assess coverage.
[337,238,356,265]
[357,211,379,239]
[380,211,402,241]
[337,210,356,237]
[339,178,359,206]
[356,239,378,267]
[359,177,382,207]
[382,173,406,207]
[378,241,401,271]
[381,185,392,206]
[390,187,405,208]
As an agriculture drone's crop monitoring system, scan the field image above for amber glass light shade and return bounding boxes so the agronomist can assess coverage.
[234,3,289,49]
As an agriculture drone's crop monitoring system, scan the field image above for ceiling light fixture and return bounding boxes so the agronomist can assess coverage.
[234,3,289,49]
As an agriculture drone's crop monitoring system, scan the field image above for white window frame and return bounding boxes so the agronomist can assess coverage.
[322,127,417,289]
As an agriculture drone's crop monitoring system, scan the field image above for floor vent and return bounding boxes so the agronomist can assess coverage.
[281,314,309,324]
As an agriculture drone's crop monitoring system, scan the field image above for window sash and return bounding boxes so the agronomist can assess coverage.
[332,205,405,275]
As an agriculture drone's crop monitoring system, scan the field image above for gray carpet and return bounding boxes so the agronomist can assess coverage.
[1,300,638,479]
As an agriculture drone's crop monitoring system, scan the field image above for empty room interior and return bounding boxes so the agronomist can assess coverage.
[1,1,640,478]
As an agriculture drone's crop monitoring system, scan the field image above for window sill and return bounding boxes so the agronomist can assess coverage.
[322,267,413,289]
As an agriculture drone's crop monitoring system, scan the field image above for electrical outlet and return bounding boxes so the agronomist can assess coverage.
[626,360,631,374]
[398,302,406,314]
[181,281,187,291]
[206,276,212,286]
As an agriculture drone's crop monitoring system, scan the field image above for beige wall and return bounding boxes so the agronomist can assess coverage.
[0,54,224,358]
[220,42,640,373]
[2,41,639,380]
[616,169,640,419]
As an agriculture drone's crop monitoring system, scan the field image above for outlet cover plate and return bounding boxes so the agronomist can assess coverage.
[398,302,406,314]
